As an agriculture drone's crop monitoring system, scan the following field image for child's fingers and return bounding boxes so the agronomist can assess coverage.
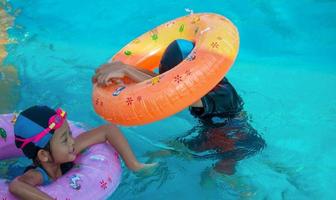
[97,74,107,87]
[96,73,112,87]
[93,69,104,81]
[103,74,112,86]
[103,74,119,86]
[92,72,103,83]
[96,74,104,86]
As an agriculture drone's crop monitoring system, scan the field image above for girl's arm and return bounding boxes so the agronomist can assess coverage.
[74,124,144,171]
[124,67,157,82]
[92,61,157,86]
[9,170,53,200]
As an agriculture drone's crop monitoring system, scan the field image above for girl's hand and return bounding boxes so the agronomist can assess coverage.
[93,61,157,87]
[92,61,128,87]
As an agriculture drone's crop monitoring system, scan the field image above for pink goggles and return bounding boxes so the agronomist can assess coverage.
[15,108,67,149]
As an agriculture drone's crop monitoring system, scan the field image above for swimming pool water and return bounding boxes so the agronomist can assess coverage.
[1,0,336,199]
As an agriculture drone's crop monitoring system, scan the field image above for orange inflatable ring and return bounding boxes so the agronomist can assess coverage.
[93,13,239,126]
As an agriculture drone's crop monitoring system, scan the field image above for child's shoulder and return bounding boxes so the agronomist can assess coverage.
[16,168,44,186]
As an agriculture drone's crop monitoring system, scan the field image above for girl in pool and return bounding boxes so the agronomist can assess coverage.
[9,105,155,200]
[93,40,265,177]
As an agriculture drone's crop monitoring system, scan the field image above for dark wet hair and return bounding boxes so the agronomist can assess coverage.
[159,39,194,73]
[14,105,56,159]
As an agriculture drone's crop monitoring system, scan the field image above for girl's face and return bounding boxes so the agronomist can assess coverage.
[49,121,76,163]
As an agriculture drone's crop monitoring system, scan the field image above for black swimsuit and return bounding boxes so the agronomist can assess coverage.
[183,78,265,161]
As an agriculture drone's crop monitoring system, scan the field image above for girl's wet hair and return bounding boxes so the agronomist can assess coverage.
[14,105,56,159]
[159,39,194,73]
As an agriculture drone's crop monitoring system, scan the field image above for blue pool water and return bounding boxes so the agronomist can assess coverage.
[1,0,336,199]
